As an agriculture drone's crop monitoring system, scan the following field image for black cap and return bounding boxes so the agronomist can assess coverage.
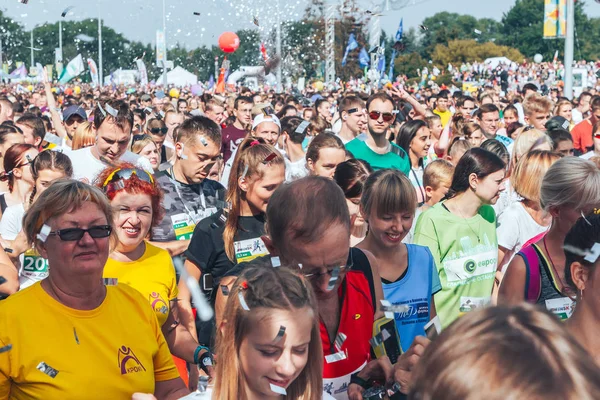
[545,116,570,131]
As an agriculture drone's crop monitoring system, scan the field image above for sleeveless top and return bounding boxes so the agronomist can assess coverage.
[531,244,576,320]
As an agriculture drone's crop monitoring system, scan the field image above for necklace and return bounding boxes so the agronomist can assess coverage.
[543,235,566,291]
[448,201,481,244]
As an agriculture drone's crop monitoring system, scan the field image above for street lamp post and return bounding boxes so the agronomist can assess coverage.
[162,0,168,87]
[98,8,103,86]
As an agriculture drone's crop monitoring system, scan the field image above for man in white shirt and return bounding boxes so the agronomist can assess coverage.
[572,91,592,125]
[66,100,152,183]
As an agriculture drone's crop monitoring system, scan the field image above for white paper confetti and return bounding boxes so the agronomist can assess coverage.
[271,257,281,268]
[270,383,287,395]
[325,350,347,363]
[36,361,59,378]
[42,133,62,146]
[173,258,213,321]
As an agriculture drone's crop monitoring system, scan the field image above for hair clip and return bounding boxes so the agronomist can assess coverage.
[240,280,249,290]
[105,104,118,118]
[564,243,600,264]
[594,208,600,215]
[97,103,107,117]
[250,140,260,147]
[37,224,51,243]
[295,120,310,134]
[262,153,277,165]
[238,291,250,311]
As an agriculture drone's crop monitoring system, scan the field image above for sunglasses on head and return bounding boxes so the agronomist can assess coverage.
[149,127,168,135]
[368,111,395,122]
[49,225,112,241]
[102,168,154,191]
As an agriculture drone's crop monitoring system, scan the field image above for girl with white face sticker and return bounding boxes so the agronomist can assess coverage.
[214,265,327,399]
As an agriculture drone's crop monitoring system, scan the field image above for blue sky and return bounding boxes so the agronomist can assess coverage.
[2,0,599,51]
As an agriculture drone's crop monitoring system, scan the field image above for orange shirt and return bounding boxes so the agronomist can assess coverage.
[571,119,593,153]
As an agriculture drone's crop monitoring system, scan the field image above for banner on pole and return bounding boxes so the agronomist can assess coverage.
[543,0,566,39]
[136,59,148,86]
[87,58,99,86]
[156,30,166,65]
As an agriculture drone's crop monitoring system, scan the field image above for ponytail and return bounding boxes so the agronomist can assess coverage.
[223,137,284,261]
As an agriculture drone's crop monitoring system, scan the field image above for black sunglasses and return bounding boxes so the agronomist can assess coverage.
[149,127,168,135]
[48,225,112,241]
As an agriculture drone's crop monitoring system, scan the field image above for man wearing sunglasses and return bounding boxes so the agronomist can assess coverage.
[151,116,225,257]
[337,96,367,144]
[66,100,152,184]
[345,93,410,175]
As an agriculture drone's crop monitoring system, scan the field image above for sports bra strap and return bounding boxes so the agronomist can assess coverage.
[519,245,541,302]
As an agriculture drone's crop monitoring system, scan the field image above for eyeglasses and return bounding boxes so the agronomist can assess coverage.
[48,225,112,241]
[301,251,354,280]
[149,127,168,135]
[368,111,395,122]
[102,168,154,190]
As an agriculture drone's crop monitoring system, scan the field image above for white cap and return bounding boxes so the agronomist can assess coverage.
[252,114,281,131]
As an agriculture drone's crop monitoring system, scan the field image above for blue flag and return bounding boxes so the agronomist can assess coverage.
[208,75,215,89]
[341,33,359,67]
[359,47,370,68]
[395,18,403,42]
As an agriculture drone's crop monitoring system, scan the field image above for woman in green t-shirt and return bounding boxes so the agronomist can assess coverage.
[414,148,506,328]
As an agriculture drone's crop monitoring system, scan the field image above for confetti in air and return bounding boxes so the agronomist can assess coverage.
[0,344,12,353]
[173,258,214,321]
[61,6,75,18]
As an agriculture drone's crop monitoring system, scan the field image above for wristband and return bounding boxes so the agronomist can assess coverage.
[193,345,210,365]
[350,372,369,389]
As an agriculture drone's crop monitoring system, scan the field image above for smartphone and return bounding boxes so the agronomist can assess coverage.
[372,317,402,364]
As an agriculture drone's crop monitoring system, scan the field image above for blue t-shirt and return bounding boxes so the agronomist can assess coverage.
[382,244,442,352]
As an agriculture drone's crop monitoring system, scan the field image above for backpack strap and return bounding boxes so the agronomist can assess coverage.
[518,245,541,302]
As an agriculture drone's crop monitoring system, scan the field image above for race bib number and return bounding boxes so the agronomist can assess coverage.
[22,249,49,280]
[171,213,196,241]
[545,297,575,321]
[322,361,367,400]
[234,238,269,263]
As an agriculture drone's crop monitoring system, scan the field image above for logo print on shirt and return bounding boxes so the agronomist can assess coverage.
[118,346,147,374]
[354,313,361,320]
[149,292,169,314]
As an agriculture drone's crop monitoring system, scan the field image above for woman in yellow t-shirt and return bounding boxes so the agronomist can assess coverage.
[96,164,213,388]
[0,179,188,399]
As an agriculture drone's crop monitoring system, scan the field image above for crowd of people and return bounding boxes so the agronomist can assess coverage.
[0,68,599,400]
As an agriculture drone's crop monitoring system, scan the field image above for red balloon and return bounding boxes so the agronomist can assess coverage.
[218,32,240,53]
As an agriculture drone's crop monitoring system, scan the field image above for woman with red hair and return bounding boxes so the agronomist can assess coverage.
[0,143,38,222]
[95,163,212,389]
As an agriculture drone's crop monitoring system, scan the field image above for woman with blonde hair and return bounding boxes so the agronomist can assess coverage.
[497,151,562,272]
[499,158,600,319]
[71,121,95,151]
[409,304,600,400]
[179,137,285,372]
[131,134,160,172]
[510,127,553,167]
[213,264,326,399]
[554,98,574,128]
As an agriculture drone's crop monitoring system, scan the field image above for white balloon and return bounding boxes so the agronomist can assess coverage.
[534,54,543,63]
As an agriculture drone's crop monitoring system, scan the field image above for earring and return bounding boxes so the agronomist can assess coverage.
[580,288,584,299]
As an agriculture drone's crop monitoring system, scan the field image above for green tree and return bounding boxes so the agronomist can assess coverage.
[431,39,524,66]
[499,0,598,59]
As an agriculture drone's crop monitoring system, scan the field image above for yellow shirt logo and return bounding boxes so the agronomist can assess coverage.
[118,346,147,374]
[149,292,169,315]
[354,313,361,320]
